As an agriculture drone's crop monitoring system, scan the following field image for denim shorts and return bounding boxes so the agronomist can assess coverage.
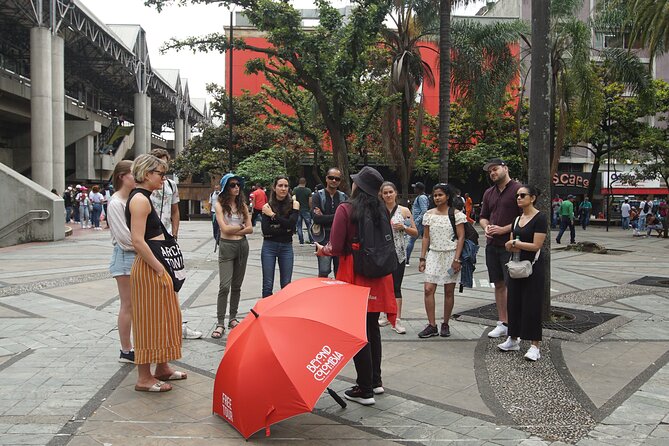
[109,245,136,277]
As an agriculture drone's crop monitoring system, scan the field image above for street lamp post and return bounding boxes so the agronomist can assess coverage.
[228,9,234,171]
[606,99,612,232]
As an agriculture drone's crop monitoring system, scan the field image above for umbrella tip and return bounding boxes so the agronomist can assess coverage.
[251,309,259,318]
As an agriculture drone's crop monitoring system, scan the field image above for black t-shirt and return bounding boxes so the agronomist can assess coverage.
[512,211,548,262]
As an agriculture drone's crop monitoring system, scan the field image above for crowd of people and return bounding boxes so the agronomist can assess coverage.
[86,151,669,401]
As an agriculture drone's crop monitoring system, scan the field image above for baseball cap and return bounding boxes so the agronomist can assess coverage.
[411,182,425,190]
[483,158,506,171]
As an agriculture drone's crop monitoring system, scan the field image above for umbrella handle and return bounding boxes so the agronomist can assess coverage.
[327,387,347,408]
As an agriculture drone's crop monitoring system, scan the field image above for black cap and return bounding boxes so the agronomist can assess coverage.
[351,166,384,196]
[567,194,576,199]
[483,158,507,171]
[411,182,425,190]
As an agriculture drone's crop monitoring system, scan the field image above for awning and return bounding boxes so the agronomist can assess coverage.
[601,187,668,195]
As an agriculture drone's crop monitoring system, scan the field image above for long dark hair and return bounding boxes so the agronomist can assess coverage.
[432,183,454,207]
[269,175,292,217]
[350,186,384,225]
[218,181,249,220]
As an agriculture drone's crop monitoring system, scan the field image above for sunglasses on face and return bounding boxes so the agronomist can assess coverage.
[227,182,240,188]
[327,176,341,181]
[516,193,529,199]
[151,170,166,178]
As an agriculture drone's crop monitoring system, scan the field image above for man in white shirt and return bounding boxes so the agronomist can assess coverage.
[621,198,631,230]
[639,196,653,232]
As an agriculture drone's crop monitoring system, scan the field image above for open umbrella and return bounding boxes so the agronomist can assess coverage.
[212,277,370,439]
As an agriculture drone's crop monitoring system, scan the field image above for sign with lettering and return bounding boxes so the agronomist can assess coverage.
[552,172,590,189]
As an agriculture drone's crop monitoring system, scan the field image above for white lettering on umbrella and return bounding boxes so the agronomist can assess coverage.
[221,392,233,422]
[306,345,344,382]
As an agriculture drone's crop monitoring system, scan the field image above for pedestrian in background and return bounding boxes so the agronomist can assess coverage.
[556,195,576,244]
[479,158,522,339]
[498,185,547,361]
[210,183,221,243]
[379,181,418,335]
[212,173,253,339]
[126,154,185,393]
[312,168,348,277]
[261,175,299,297]
[293,177,313,244]
[63,186,74,223]
[249,183,267,227]
[621,198,631,230]
[89,185,104,230]
[417,183,465,339]
[406,182,429,266]
[551,194,562,229]
[578,196,592,230]
[107,160,136,363]
[77,186,91,229]
[150,149,180,240]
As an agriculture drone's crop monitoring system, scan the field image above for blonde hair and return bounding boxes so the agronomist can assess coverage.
[150,148,170,160]
[132,154,167,184]
[111,160,133,191]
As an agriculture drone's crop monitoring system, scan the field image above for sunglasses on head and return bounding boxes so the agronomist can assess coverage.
[327,176,341,181]
[516,193,529,199]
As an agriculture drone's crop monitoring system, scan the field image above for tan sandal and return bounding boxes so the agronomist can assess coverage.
[211,325,225,339]
[135,381,172,392]
[155,371,187,381]
[228,319,239,329]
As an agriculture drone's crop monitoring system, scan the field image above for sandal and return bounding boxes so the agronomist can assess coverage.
[228,319,239,329]
[211,325,225,339]
[135,381,172,392]
[154,371,187,381]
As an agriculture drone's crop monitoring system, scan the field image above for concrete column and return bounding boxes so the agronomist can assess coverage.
[185,120,192,142]
[75,135,95,179]
[145,95,152,152]
[174,118,184,155]
[30,27,53,189]
[133,93,147,155]
[52,34,65,192]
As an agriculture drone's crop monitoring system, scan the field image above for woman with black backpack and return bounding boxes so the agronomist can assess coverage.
[315,166,397,406]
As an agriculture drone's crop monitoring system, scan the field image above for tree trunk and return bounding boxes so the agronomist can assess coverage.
[328,125,351,194]
[551,99,567,177]
[586,147,602,203]
[438,0,451,182]
[529,0,552,322]
[401,94,411,202]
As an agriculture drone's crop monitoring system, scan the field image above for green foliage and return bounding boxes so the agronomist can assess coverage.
[235,147,300,186]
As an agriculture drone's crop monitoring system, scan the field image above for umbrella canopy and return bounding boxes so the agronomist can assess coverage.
[212,277,370,439]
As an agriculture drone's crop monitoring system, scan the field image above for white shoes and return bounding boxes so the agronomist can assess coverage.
[378,314,391,327]
[497,336,520,351]
[524,345,541,361]
[488,321,508,338]
[182,323,203,339]
[393,318,407,334]
[373,386,385,395]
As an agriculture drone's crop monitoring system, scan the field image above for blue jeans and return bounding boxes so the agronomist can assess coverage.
[296,210,313,244]
[65,206,72,223]
[556,216,575,244]
[261,240,294,297]
[91,203,102,228]
[639,214,647,232]
[317,255,339,278]
[621,216,630,229]
[406,224,424,263]
[580,212,590,230]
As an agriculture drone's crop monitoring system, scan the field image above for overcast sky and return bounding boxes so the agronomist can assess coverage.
[80,0,486,102]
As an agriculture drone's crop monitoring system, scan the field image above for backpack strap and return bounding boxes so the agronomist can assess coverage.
[390,205,399,220]
[448,207,457,241]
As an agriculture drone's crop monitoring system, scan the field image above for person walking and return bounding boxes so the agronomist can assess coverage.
[621,197,631,230]
[316,166,397,406]
[312,168,348,277]
[556,195,576,244]
[293,177,313,244]
[126,154,185,393]
[107,160,136,363]
[406,182,429,266]
[639,197,653,233]
[261,175,299,297]
[551,194,562,229]
[63,187,74,223]
[379,181,418,335]
[249,183,267,227]
[77,186,91,229]
[212,173,253,339]
[479,158,522,339]
[89,185,105,230]
[497,185,547,361]
[464,193,475,223]
[578,196,592,230]
[417,183,465,339]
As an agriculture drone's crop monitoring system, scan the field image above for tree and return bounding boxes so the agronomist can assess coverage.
[236,147,301,186]
[626,0,669,62]
[149,0,392,192]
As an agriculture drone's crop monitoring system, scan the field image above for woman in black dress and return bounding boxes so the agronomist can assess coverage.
[497,185,547,361]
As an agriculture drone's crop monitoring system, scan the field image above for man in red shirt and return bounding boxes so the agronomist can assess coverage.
[249,183,267,227]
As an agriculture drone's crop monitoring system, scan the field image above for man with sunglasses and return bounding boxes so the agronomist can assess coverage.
[479,158,522,338]
[311,168,348,277]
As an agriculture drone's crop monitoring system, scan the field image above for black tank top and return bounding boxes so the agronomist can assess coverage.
[125,188,163,240]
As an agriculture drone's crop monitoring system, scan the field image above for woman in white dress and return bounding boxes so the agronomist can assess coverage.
[418,183,465,339]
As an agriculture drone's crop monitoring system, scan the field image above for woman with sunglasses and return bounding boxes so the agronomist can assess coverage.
[126,154,185,392]
[261,175,299,297]
[418,183,465,339]
[498,185,547,361]
[212,173,253,339]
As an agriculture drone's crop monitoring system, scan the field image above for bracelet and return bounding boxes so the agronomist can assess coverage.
[454,258,461,263]
[419,257,426,262]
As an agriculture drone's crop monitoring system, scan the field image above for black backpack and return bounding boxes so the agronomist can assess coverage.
[448,207,479,245]
[643,202,651,213]
[352,205,398,278]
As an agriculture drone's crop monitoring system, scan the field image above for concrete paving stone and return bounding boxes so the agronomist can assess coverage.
[65,436,104,446]
[0,433,56,445]
[648,424,669,438]
[6,423,62,434]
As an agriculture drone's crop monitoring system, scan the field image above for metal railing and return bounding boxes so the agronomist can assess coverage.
[0,210,51,241]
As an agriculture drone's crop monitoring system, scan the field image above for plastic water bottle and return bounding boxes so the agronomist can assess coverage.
[512,236,521,262]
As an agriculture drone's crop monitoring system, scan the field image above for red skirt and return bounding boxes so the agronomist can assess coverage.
[336,254,397,326]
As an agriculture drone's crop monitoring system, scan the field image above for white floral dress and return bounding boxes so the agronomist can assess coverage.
[423,210,466,285]
[390,207,408,264]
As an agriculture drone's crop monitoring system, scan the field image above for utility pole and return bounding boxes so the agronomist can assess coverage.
[528,0,552,321]
[228,10,234,171]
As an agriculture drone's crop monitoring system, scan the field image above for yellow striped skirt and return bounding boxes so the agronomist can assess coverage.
[130,256,182,364]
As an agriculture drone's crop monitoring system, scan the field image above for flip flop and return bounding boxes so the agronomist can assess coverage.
[211,326,225,339]
[135,381,171,392]
[154,371,187,381]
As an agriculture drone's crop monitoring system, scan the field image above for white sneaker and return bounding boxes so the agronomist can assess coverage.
[393,318,407,334]
[488,321,508,338]
[378,314,390,327]
[182,323,203,339]
[373,386,385,395]
[497,336,520,351]
[524,345,541,361]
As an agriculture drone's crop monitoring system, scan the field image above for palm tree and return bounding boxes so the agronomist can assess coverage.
[627,0,669,61]
[381,0,436,199]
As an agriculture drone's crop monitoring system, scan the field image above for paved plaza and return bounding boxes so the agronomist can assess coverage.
[1,221,669,445]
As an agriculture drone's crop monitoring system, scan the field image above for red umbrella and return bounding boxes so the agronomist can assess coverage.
[212,277,370,439]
